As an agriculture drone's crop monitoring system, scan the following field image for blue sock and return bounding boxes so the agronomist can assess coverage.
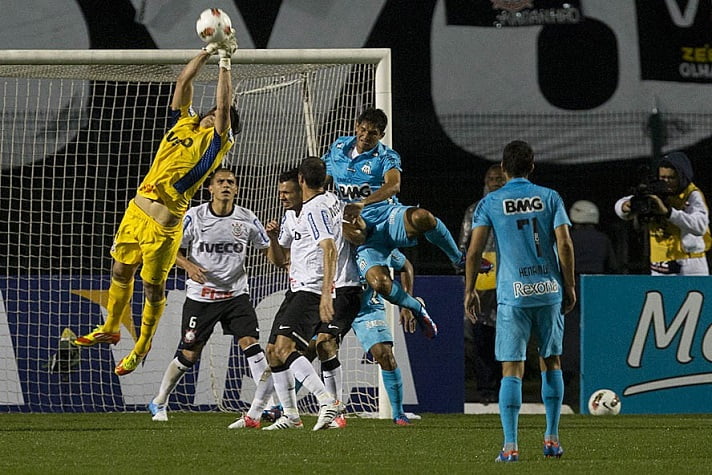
[541,369,564,439]
[386,280,425,316]
[381,368,404,417]
[499,376,522,447]
[423,218,462,264]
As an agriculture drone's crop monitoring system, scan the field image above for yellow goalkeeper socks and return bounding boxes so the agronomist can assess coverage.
[104,278,134,333]
[134,297,166,355]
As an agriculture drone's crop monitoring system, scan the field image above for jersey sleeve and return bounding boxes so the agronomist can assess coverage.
[181,209,197,248]
[278,213,293,248]
[168,104,198,129]
[248,211,270,250]
[321,148,333,176]
[472,196,492,228]
[381,148,402,174]
[551,191,572,229]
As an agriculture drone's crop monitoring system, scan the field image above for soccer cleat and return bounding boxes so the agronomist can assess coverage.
[328,415,347,429]
[313,400,345,431]
[495,450,519,463]
[262,415,304,430]
[543,441,564,459]
[148,401,167,422]
[414,297,438,339]
[228,415,261,429]
[261,404,283,423]
[73,326,120,346]
[114,349,145,376]
[393,414,412,426]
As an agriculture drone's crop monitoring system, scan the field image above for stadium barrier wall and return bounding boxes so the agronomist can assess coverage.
[0,275,463,413]
[581,275,712,414]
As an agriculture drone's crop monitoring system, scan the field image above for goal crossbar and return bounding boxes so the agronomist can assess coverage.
[0,49,390,66]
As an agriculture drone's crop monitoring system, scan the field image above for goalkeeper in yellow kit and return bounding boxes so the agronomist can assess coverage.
[75,33,240,376]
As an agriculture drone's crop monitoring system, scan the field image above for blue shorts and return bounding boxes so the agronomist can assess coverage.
[495,303,563,362]
[351,307,393,352]
[356,205,418,275]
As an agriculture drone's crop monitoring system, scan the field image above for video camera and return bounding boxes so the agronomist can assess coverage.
[629,178,671,219]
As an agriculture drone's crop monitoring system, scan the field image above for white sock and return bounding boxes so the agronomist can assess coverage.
[322,362,342,401]
[272,368,299,419]
[246,350,269,385]
[290,355,333,405]
[153,357,189,405]
[246,370,275,420]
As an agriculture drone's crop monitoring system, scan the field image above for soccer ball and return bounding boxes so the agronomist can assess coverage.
[587,388,621,415]
[196,8,232,44]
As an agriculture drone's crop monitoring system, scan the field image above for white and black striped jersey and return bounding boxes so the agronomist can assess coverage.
[181,202,270,302]
[281,191,342,295]
[278,196,359,292]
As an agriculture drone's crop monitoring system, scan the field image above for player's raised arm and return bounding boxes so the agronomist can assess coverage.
[264,219,290,269]
[213,31,237,135]
[171,50,211,111]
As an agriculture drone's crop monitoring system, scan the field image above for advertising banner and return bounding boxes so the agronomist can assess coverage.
[581,275,712,414]
[636,0,712,83]
[0,275,463,413]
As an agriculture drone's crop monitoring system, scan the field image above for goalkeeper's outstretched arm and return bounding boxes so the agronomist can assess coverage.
[214,30,238,135]
[171,50,211,110]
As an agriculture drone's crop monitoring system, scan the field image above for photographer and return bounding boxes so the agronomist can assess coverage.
[615,152,711,275]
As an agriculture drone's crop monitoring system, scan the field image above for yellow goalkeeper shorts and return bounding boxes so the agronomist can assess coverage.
[110,199,182,285]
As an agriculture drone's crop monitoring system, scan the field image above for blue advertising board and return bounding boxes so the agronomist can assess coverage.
[581,275,712,414]
[0,275,462,414]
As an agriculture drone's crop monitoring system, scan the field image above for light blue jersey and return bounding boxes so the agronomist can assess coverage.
[321,136,402,228]
[472,178,570,308]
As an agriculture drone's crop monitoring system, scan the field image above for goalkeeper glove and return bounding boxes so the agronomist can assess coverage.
[221,28,238,55]
[202,42,220,56]
[218,48,231,71]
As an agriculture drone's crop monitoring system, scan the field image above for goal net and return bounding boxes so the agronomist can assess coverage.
[0,49,392,416]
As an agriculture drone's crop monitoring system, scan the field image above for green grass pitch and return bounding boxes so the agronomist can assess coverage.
[1,412,710,473]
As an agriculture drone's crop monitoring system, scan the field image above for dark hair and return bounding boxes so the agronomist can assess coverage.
[278,167,299,184]
[202,105,241,134]
[209,167,235,183]
[356,107,388,133]
[502,140,534,177]
[298,156,326,189]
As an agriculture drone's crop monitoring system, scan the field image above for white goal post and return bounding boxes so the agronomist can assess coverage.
[0,48,398,418]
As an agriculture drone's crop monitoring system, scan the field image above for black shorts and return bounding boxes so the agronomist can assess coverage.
[268,290,321,351]
[180,294,259,350]
[316,285,361,337]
